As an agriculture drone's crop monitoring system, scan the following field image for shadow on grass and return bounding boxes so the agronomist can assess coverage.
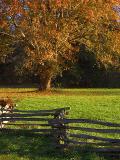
[52,89,120,96]
[0,132,60,160]
[0,88,52,95]
[0,84,38,89]
[2,90,39,94]
[0,85,120,95]
[0,132,119,160]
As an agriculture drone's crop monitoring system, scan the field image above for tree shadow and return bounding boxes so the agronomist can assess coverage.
[0,132,61,160]
[5,90,39,94]
[72,146,120,160]
[52,88,120,96]
[0,131,119,160]
[0,84,38,89]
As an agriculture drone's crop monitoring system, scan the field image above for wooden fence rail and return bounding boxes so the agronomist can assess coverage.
[0,107,120,153]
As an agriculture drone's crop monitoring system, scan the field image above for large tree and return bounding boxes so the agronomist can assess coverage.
[0,0,80,90]
[0,0,120,89]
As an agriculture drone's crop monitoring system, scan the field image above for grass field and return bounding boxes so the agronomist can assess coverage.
[0,88,120,160]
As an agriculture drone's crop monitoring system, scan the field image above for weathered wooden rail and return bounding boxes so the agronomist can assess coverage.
[0,107,69,133]
[0,107,120,154]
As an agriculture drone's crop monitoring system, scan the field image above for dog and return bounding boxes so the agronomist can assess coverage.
[0,98,14,111]
[0,98,14,128]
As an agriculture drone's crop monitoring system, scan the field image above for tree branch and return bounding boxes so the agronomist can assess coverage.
[0,32,16,39]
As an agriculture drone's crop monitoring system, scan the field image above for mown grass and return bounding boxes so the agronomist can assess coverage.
[0,88,120,160]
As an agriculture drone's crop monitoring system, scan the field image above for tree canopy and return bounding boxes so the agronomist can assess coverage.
[0,0,120,89]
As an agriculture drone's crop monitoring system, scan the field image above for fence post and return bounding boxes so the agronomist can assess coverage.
[49,108,70,149]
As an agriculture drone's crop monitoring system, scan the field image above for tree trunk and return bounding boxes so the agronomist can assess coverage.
[39,75,52,91]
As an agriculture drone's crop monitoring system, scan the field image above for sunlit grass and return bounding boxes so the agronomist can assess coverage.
[0,88,120,160]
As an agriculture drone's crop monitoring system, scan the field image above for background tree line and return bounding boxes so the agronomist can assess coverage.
[0,0,120,89]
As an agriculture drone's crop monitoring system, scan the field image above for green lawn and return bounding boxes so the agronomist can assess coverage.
[0,88,120,160]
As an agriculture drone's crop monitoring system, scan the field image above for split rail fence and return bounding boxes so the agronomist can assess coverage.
[0,107,120,153]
